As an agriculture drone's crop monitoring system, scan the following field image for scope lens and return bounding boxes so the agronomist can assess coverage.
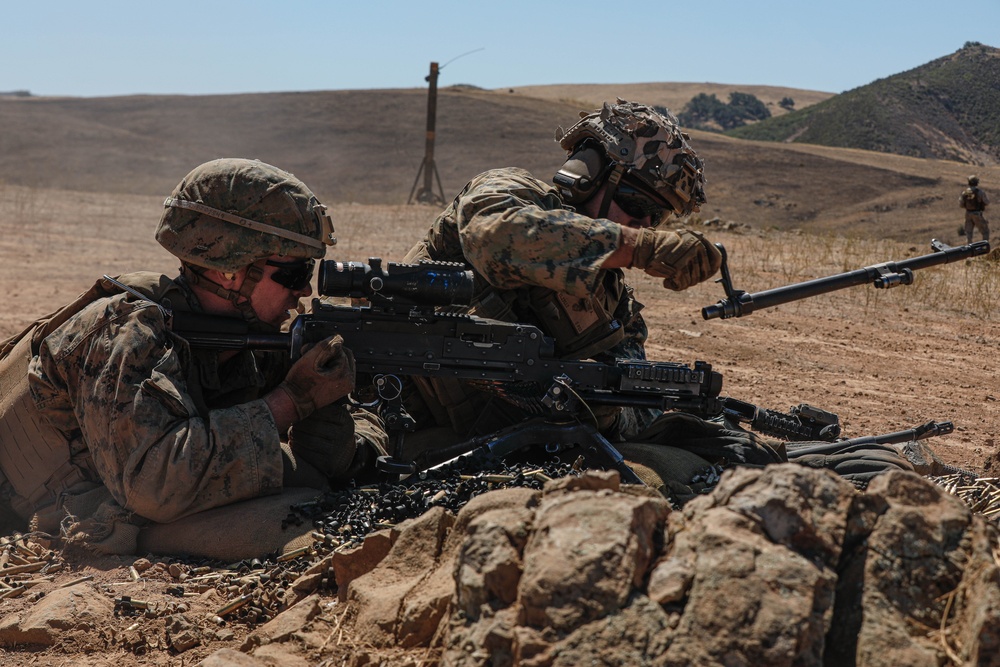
[317,261,368,298]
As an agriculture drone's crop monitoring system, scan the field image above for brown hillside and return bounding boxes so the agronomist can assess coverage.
[2,85,995,242]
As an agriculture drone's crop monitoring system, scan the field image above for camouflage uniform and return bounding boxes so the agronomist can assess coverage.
[960,183,990,243]
[401,101,719,446]
[28,274,287,524]
[0,159,384,554]
[404,167,656,439]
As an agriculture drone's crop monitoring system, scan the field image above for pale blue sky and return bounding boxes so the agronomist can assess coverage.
[4,0,997,97]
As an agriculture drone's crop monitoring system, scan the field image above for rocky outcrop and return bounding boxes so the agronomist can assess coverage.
[5,464,998,666]
[327,464,1000,666]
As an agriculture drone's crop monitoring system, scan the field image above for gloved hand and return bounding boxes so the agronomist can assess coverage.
[288,404,389,483]
[287,403,358,480]
[278,335,355,421]
[631,228,722,291]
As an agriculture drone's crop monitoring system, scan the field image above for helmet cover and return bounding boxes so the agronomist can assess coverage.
[156,158,334,272]
[555,99,706,216]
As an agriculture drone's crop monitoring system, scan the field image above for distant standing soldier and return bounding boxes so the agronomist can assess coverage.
[959,175,989,243]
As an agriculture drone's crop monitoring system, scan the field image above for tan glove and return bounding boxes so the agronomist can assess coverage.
[278,335,356,421]
[287,403,358,480]
[631,228,722,291]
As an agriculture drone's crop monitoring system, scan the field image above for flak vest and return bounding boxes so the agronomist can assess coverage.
[0,273,184,519]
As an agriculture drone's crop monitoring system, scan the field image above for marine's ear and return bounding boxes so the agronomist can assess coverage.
[552,142,610,205]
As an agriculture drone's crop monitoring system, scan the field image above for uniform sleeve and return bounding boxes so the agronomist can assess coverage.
[453,169,624,297]
[29,302,284,523]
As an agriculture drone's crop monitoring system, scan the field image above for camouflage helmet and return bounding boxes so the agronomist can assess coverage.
[554,99,706,217]
[969,175,980,186]
[156,158,335,272]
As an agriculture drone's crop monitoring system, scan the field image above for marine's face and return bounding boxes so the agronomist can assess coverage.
[582,180,664,230]
[607,197,655,229]
[247,256,315,327]
[587,192,655,229]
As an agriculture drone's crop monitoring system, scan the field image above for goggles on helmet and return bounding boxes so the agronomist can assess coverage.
[266,258,315,291]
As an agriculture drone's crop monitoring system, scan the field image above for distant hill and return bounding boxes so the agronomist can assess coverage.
[0,82,997,242]
[727,43,1000,165]
[0,83,832,205]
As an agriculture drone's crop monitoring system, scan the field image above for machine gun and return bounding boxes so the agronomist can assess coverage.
[168,258,946,480]
[702,239,990,320]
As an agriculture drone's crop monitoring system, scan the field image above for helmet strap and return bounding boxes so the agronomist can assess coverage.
[181,262,265,325]
[597,163,626,219]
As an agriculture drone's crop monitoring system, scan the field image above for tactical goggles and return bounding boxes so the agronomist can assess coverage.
[613,183,669,226]
[265,258,315,291]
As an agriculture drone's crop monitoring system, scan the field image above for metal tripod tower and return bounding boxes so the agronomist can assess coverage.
[407,61,446,205]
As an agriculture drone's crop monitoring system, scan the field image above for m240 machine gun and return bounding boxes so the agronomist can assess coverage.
[702,239,990,320]
[170,258,950,480]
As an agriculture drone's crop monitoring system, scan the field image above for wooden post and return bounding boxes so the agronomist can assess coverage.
[407,62,446,205]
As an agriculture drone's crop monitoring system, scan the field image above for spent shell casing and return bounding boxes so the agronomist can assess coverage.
[58,575,94,588]
[216,593,253,617]
[276,546,313,562]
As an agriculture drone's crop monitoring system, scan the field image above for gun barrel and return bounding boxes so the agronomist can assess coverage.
[703,240,989,320]
[172,331,290,352]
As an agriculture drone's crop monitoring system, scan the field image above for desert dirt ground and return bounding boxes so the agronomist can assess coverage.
[0,188,998,666]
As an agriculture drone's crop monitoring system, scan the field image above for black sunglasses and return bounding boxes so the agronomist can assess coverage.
[613,184,668,226]
[265,259,315,291]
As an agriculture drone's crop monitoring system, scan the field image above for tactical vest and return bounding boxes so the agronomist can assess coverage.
[0,273,183,519]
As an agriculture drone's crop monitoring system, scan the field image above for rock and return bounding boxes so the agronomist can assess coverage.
[532,595,673,667]
[242,594,322,650]
[842,471,1000,666]
[165,613,201,653]
[251,643,312,666]
[0,583,113,647]
[347,506,455,647]
[656,464,853,667]
[542,469,619,493]
[331,527,398,602]
[453,506,531,619]
[198,648,269,666]
[517,490,670,632]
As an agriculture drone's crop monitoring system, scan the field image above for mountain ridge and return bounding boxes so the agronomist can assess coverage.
[727,43,1000,165]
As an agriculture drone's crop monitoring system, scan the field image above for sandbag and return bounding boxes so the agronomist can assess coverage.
[630,411,786,466]
[137,487,323,561]
[786,439,915,489]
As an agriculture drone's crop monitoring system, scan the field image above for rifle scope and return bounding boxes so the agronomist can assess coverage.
[317,258,475,307]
